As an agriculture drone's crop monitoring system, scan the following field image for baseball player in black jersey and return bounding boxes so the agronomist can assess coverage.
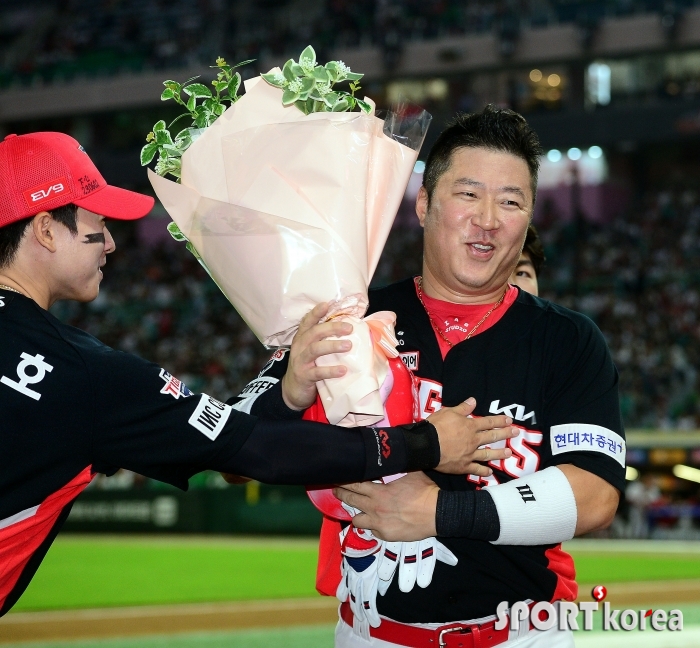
[0,131,519,616]
[234,107,624,647]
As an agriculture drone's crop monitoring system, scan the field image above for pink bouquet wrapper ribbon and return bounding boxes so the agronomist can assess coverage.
[149,71,431,426]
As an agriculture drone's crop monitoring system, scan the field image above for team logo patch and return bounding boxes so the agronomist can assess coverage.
[189,394,232,440]
[551,423,626,467]
[258,348,288,377]
[399,351,419,371]
[22,177,69,207]
[238,376,278,399]
[159,369,193,399]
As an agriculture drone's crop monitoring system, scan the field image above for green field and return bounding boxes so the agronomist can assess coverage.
[13,536,700,612]
[13,536,320,612]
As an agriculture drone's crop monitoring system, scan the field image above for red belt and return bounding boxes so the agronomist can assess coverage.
[340,600,513,648]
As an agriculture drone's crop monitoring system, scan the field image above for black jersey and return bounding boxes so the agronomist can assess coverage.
[0,289,438,616]
[239,278,626,624]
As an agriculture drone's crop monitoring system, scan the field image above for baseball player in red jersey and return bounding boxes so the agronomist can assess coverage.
[236,107,624,647]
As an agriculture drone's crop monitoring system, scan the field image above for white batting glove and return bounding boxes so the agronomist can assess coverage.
[336,525,383,640]
[377,538,458,593]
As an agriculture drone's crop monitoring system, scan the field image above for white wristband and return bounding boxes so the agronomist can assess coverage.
[485,466,577,545]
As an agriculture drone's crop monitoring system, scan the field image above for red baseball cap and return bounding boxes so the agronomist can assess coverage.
[0,132,155,228]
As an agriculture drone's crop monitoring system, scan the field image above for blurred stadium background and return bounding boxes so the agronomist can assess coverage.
[3,0,700,646]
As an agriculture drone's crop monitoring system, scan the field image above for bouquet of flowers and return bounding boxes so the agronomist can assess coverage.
[144,48,431,428]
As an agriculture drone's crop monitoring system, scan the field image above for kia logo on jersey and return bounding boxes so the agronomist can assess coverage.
[489,399,537,424]
[22,178,69,207]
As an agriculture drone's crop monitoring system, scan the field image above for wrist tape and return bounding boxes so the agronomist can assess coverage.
[435,466,577,545]
[486,466,577,545]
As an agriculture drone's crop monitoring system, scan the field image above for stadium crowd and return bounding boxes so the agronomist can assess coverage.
[2,0,698,88]
[50,183,700,433]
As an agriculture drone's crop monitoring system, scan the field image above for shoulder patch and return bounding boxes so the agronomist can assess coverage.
[550,423,626,467]
[159,369,193,399]
[238,376,279,398]
[189,394,232,440]
[258,348,288,377]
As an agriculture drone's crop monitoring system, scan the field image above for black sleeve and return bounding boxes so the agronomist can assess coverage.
[542,311,626,493]
[228,348,303,421]
[86,346,439,489]
[208,419,440,485]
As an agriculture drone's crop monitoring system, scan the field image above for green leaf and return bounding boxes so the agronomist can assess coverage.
[324,63,338,82]
[153,120,167,132]
[181,75,201,86]
[228,72,241,97]
[183,83,212,98]
[161,88,176,101]
[345,72,364,81]
[332,98,350,112]
[290,62,304,76]
[214,103,226,116]
[309,89,323,102]
[163,80,181,91]
[194,113,208,128]
[356,99,372,113]
[294,99,310,115]
[313,67,330,83]
[167,222,188,242]
[140,142,159,166]
[186,94,196,111]
[282,88,301,105]
[300,77,315,93]
[324,91,339,107]
[262,71,286,88]
[282,59,296,82]
[154,129,173,145]
[299,45,316,69]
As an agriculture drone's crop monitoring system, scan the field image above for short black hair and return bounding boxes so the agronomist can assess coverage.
[422,105,543,208]
[0,204,79,268]
[522,223,545,276]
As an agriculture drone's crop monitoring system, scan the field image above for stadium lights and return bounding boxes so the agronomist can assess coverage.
[567,148,582,161]
[672,464,700,483]
[547,149,562,162]
[414,160,426,174]
[587,62,611,106]
[588,146,603,159]
[625,466,639,481]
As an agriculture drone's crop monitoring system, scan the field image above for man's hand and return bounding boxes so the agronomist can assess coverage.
[281,303,353,411]
[334,472,440,541]
[428,398,519,475]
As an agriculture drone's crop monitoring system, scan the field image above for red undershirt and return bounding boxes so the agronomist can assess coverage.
[414,278,519,359]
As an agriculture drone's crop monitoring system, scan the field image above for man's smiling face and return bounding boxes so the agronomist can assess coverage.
[417,146,532,300]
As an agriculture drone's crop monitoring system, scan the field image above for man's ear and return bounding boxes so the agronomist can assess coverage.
[31,212,58,253]
[416,186,429,229]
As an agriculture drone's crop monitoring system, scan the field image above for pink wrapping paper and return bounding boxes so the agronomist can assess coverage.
[149,70,430,426]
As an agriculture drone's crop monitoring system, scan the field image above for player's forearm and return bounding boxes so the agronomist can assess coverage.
[215,419,440,485]
[557,464,619,535]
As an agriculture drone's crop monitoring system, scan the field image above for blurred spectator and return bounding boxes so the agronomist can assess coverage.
[509,223,545,296]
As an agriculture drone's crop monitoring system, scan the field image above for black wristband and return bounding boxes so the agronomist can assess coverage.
[435,489,501,540]
[399,421,440,472]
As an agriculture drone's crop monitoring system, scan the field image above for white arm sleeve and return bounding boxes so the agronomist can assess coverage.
[485,466,577,545]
